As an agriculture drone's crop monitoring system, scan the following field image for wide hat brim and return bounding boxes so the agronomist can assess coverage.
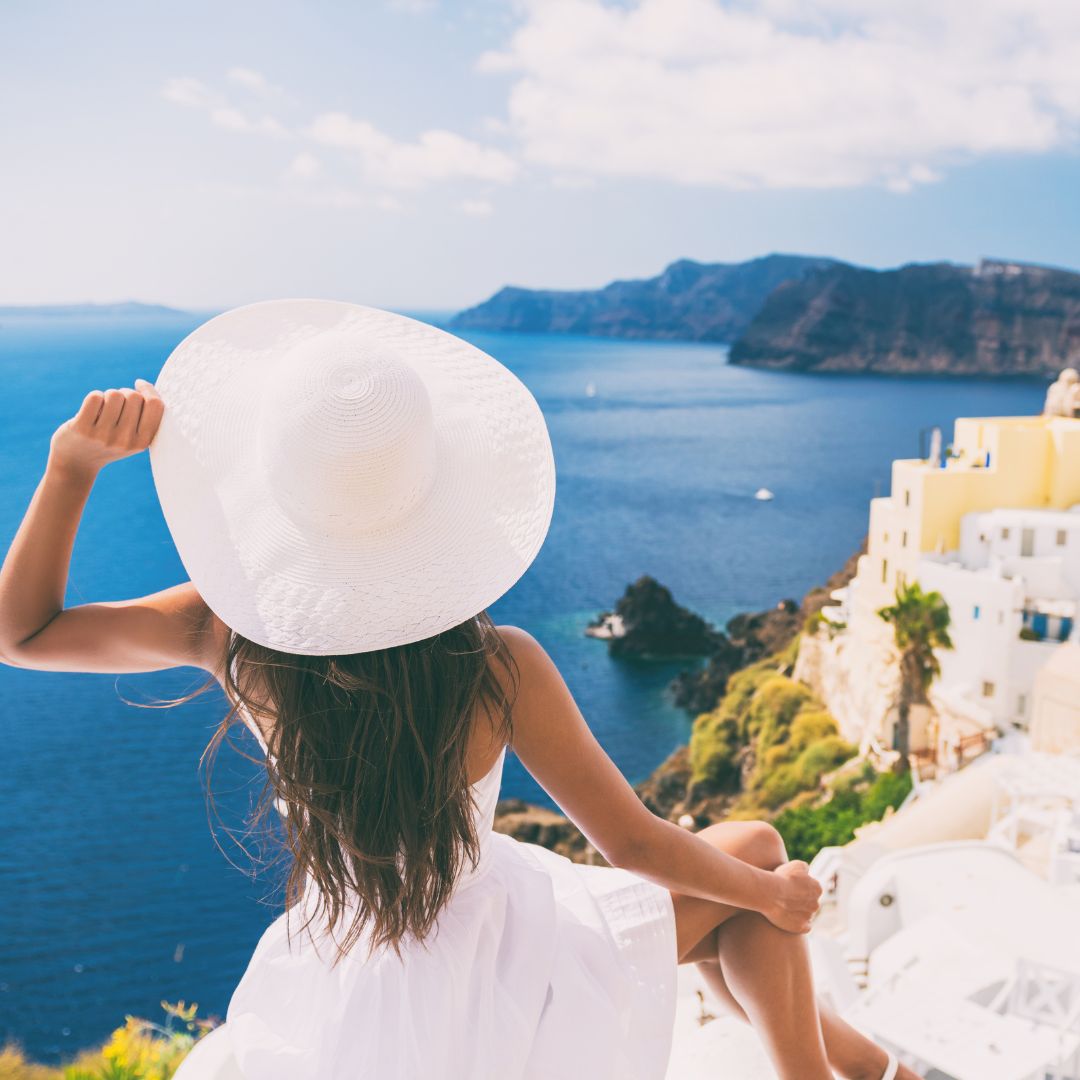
[148,299,556,655]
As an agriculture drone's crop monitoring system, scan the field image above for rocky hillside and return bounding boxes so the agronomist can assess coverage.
[730,258,1080,376]
[451,254,837,342]
[493,545,865,857]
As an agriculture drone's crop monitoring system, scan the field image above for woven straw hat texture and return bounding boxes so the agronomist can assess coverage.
[148,299,556,654]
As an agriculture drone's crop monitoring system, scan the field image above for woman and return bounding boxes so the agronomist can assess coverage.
[0,301,912,1080]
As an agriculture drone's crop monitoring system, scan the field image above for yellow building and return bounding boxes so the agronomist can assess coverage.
[852,413,1080,618]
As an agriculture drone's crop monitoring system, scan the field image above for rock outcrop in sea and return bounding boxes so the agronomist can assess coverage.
[730,258,1080,376]
[450,254,837,342]
[586,575,722,659]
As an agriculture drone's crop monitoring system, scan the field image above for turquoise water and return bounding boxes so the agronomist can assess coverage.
[0,311,1045,1059]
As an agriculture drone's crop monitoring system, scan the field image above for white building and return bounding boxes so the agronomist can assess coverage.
[917,505,1080,733]
[1032,642,1080,755]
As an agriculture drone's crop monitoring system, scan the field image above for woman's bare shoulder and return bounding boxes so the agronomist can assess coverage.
[492,623,550,689]
[490,623,564,715]
[493,623,542,659]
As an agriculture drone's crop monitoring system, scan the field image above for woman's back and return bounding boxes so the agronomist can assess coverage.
[212,636,678,1080]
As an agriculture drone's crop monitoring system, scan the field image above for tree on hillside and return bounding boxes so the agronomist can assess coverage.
[877,581,953,767]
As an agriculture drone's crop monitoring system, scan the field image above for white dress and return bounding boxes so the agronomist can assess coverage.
[216,711,680,1080]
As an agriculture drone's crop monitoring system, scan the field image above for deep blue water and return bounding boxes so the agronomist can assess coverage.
[0,311,1045,1060]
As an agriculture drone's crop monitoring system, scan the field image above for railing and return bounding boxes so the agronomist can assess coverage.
[909,731,993,779]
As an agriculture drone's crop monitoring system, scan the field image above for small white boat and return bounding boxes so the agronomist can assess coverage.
[754,488,774,501]
[585,381,597,398]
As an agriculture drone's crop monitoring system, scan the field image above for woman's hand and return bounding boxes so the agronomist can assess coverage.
[48,378,165,481]
[761,860,822,934]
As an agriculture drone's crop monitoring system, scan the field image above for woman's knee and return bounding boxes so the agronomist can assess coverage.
[699,820,788,871]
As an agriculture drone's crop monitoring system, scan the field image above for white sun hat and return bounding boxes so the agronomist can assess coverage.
[147,299,556,655]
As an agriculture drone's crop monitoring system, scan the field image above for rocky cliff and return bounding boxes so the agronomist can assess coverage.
[671,548,864,716]
[730,258,1080,376]
[451,254,837,342]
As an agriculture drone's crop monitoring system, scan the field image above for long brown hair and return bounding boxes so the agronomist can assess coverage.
[182,611,518,963]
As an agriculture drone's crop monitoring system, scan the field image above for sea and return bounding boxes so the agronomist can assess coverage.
[0,309,1046,1061]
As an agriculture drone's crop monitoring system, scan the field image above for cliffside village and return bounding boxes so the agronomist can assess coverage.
[668,369,1080,1079]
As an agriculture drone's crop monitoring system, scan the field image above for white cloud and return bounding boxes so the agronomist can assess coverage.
[210,107,288,137]
[459,198,495,216]
[227,67,281,96]
[162,76,288,138]
[161,72,516,200]
[387,0,438,12]
[286,152,322,179]
[161,77,214,109]
[479,0,1080,192]
[308,112,519,189]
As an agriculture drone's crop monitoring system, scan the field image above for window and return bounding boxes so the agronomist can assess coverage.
[1058,529,1068,547]
[904,490,910,508]
[883,532,889,544]
[901,531,908,548]
[1021,528,1034,557]
[881,559,888,584]
[973,605,980,620]
[982,680,996,698]
[1001,527,1011,541]
[998,610,1004,624]
[1017,694,1027,715]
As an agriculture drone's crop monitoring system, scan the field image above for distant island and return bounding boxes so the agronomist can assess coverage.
[453,254,1080,377]
[0,301,190,318]
[731,258,1080,377]
[451,254,838,342]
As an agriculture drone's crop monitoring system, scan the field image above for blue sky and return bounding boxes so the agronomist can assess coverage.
[3,0,1080,310]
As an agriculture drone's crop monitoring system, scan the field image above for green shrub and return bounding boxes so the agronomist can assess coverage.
[761,743,795,771]
[688,648,859,819]
[757,764,804,809]
[720,660,779,722]
[788,710,837,753]
[689,712,741,789]
[792,734,857,787]
[774,768,913,863]
[746,676,813,747]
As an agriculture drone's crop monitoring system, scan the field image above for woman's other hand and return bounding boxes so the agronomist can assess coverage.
[763,860,822,934]
[49,378,164,480]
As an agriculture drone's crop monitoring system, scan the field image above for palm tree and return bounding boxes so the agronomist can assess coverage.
[877,581,953,767]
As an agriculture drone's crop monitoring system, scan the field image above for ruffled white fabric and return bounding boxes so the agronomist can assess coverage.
[223,745,679,1079]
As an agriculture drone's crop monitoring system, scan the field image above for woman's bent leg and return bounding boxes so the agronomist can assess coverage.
[669,820,789,961]
[715,911,832,1080]
[667,821,829,1078]
[667,821,919,1080]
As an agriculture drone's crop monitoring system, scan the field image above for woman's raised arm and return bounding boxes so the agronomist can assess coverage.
[0,380,224,675]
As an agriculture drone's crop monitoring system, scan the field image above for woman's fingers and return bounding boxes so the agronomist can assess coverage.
[73,390,106,431]
[96,388,127,429]
[133,378,165,443]
[115,388,145,442]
